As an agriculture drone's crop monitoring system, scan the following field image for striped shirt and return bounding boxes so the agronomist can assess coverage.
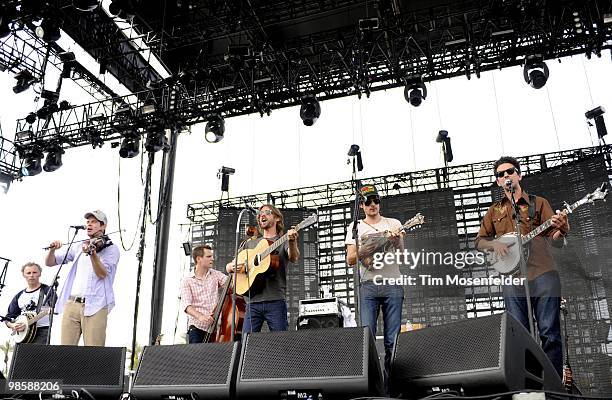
[180,268,228,331]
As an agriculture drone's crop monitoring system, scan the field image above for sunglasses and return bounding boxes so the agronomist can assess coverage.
[362,196,381,206]
[495,167,518,179]
[257,209,273,216]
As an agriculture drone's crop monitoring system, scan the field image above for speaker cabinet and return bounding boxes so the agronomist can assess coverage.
[132,341,239,400]
[236,327,383,399]
[297,314,342,330]
[389,312,563,398]
[9,344,125,399]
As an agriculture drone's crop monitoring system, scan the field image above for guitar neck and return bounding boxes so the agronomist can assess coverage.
[260,233,290,259]
[522,202,577,245]
[28,309,50,326]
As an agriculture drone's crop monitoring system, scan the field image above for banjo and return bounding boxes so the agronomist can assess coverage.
[11,307,50,344]
[486,183,608,275]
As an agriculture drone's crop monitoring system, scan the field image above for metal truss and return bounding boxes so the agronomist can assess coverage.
[0,125,19,192]
[186,144,612,223]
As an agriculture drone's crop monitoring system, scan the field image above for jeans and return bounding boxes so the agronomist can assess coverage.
[502,270,562,377]
[360,281,404,390]
[187,325,208,344]
[242,299,288,333]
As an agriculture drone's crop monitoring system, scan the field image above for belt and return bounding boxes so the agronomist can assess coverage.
[69,295,86,303]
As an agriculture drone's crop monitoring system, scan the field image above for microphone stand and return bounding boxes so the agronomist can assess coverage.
[230,208,251,341]
[0,256,10,298]
[41,227,82,345]
[350,156,362,327]
[507,182,536,338]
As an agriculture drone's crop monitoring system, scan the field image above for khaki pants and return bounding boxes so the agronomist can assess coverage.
[61,301,108,346]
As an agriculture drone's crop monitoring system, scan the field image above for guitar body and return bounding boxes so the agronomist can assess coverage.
[13,312,38,344]
[235,239,272,295]
[486,233,522,275]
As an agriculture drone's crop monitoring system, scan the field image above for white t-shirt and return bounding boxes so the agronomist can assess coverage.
[17,287,50,327]
[345,217,403,281]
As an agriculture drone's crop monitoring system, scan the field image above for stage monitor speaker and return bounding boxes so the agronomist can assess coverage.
[9,344,125,399]
[389,312,563,398]
[132,341,239,400]
[236,327,383,400]
[297,314,342,330]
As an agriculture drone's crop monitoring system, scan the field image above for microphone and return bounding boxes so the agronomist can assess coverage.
[504,179,513,189]
[244,202,258,216]
[71,225,86,230]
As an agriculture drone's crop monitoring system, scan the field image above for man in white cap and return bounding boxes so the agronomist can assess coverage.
[45,210,120,346]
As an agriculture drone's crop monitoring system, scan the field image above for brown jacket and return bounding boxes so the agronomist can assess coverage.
[476,191,564,280]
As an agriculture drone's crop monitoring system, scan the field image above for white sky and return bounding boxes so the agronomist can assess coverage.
[0,49,610,357]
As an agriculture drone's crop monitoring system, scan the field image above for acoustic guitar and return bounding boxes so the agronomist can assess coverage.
[234,213,317,295]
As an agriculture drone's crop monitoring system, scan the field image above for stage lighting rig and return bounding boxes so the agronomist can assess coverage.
[217,166,235,192]
[205,115,225,143]
[108,0,136,20]
[25,112,37,125]
[0,2,17,38]
[20,147,43,177]
[35,18,61,42]
[404,75,427,107]
[523,55,549,89]
[300,95,321,126]
[145,127,168,153]
[585,106,607,139]
[119,128,140,158]
[13,70,36,94]
[43,145,64,172]
[59,51,76,79]
[36,90,60,120]
[436,130,454,163]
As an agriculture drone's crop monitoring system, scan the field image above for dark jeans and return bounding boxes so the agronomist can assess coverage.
[187,325,208,344]
[360,281,404,389]
[242,299,288,333]
[31,326,50,344]
[502,270,563,377]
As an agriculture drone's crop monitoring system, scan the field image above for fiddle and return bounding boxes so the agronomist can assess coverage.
[83,234,112,255]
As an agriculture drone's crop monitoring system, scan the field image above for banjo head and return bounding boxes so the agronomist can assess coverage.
[13,312,37,344]
[490,234,521,275]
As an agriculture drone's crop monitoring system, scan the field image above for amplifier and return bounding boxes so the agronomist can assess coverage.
[298,297,340,317]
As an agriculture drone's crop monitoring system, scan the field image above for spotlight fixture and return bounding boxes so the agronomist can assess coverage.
[205,115,225,143]
[585,106,607,138]
[13,70,36,94]
[73,0,100,12]
[404,75,427,107]
[145,128,168,152]
[35,19,61,42]
[20,147,43,177]
[25,112,37,125]
[108,0,136,20]
[435,130,454,163]
[59,51,76,79]
[43,146,64,172]
[523,55,549,89]
[217,166,235,192]
[300,95,321,126]
[347,144,363,172]
[119,129,140,158]
[0,3,17,38]
[81,126,104,149]
[36,90,60,120]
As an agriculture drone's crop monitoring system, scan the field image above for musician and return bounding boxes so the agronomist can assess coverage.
[345,185,404,387]
[5,262,53,344]
[180,245,228,343]
[226,204,299,333]
[476,156,569,377]
[44,210,120,346]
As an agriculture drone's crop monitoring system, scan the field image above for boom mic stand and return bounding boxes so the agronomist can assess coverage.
[348,145,363,326]
[507,180,536,338]
[41,227,82,345]
[230,207,252,341]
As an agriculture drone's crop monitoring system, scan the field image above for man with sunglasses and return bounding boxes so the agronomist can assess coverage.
[345,185,404,389]
[476,156,569,377]
[226,204,299,333]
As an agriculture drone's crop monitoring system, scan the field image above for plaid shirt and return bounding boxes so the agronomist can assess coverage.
[180,268,228,331]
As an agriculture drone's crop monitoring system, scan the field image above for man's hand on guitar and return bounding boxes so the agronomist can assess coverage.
[551,210,569,232]
[491,241,510,257]
[226,261,245,274]
[287,228,298,242]
[9,321,26,333]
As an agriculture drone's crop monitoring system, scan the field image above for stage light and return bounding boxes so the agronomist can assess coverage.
[36,90,60,120]
[25,112,37,125]
[81,126,104,149]
[145,129,168,152]
[73,0,100,12]
[300,95,321,126]
[119,129,140,158]
[13,70,36,94]
[59,100,71,111]
[436,130,453,163]
[205,115,225,143]
[404,75,427,107]
[109,0,136,20]
[585,106,607,139]
[217,166,235,192]
[35,19,61,42]
[0,3,16,38]
[21,148,43,177]
[43,146,64,172]
[523,55,549,89]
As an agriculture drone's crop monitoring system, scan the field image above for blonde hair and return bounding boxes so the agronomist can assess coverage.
[21,262,42,274]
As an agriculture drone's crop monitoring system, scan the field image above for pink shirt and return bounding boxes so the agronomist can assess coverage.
[180,268,228,331]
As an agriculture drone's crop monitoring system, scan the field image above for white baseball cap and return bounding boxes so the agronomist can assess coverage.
[84,210,108,225]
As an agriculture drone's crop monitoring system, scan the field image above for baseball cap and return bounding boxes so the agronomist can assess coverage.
[84,210,108,225]
[360,185,379,200]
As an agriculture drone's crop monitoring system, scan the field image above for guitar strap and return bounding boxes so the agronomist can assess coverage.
[35,285,46,313]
